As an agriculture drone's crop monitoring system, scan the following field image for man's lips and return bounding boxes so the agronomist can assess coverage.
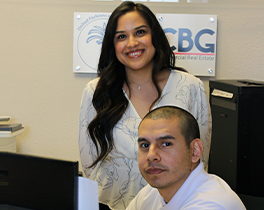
[146,168,165,174]
[126,49,144,58]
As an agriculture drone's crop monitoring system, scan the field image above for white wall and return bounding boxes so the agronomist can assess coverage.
[1,0,263,169]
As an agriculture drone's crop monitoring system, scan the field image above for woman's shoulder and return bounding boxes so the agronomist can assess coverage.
[170,69,203,84]
[84,77,100,90]
[81,77,100,98]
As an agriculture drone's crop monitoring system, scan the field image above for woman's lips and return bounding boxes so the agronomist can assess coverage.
[126,49,144,58]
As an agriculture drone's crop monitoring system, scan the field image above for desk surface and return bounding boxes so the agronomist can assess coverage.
[0,205,32,210]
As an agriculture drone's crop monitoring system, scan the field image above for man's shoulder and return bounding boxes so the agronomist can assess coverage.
[183,174,246,209]
[173,165,245,210]
[135,184,160,201]
[126,185,161,210]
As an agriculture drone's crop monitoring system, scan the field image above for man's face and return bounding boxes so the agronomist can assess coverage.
[138,118,193,194]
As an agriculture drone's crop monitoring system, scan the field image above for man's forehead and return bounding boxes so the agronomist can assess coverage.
[140,117,178,126]
[139,118,179,134]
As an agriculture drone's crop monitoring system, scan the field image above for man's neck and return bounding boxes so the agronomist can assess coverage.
[159,162,200,203]
[158,173,190,203]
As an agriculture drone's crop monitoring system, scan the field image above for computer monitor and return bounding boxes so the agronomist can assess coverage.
[0,152,78,210]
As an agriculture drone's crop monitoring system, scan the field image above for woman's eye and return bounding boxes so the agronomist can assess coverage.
[117,34,126,40]
[136,30,145,35]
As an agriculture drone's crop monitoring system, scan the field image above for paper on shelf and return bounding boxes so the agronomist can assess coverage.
[212,89,233,99]
[78,176,99,210]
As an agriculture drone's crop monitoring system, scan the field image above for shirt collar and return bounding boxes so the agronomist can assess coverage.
[160,162,208,209]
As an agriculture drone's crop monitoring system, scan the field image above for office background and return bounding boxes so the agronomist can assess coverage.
[1,0,263,171]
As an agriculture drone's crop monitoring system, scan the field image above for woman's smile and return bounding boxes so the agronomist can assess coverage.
[114,11,156,73]
[126,49,145,58]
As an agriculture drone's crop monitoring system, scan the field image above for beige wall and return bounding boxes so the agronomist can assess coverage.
[1,0,263,169]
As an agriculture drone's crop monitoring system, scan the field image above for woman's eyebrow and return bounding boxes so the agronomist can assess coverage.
[135,25,148,30]
[115,25,148,34]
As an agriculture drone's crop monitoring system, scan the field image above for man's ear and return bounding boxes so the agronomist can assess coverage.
[191,139,203,163]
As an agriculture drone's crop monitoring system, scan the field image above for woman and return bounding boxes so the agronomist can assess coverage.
[79,1,211,210]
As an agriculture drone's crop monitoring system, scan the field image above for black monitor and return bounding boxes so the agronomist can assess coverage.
[0,152,78,210]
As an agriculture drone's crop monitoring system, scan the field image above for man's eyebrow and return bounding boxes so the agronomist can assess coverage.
[138,137,147,143]
[137,135,175,143]
[115,25,148,35]
[157,135,175,140]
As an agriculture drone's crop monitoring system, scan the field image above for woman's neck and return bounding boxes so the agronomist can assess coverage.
[125,69,153,86]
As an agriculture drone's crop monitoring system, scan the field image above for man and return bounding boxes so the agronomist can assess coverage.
[126,106,245,210]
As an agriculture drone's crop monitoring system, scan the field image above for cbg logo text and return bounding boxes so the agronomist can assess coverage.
[164,28,215,53]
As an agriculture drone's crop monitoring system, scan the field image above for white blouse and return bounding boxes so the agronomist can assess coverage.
[79,70,212,210]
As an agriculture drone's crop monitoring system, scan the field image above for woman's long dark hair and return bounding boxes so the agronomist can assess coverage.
[88,1,186,167]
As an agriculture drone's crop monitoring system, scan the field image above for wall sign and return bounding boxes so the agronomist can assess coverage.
[73,13,217,76]
[157,14,217,76]
[73,12,110,73]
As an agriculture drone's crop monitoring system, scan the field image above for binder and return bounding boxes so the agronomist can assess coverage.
[0,124,23,132]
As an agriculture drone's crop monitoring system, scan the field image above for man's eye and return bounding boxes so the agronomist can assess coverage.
[140,143,149,148]
[162,142,172,147]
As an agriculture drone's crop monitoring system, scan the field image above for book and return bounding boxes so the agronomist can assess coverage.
[0,124,23,132]
[0,116,10,122]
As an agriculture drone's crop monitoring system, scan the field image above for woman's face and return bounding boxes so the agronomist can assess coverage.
[114,11,156,73]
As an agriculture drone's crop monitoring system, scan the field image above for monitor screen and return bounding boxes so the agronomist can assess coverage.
[0,152,78,210]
